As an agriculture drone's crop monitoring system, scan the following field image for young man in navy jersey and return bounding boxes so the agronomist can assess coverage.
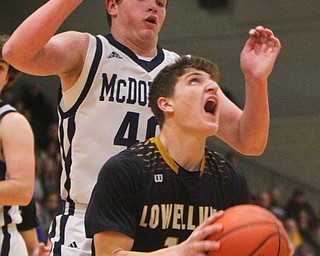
[3,0,281,254]
[85,55,250,255]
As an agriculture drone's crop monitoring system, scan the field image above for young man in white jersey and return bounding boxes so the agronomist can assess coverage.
[2,0,281,255]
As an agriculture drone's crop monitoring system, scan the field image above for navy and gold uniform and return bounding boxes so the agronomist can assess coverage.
[85,137,249,252]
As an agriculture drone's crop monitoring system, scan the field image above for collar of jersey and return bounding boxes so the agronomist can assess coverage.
[152,136,205,176]
[105,34,165,73]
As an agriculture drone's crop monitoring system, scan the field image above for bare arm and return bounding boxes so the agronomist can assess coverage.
[0,112,34,205]
[216,26,281,155]
[94,212,223,256]
[2,0,89,91]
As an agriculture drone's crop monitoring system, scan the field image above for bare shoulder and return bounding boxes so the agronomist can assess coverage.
[52,31,91,90]
[49,31,90,66]
[52,31,90,52]
[0,112,33,139]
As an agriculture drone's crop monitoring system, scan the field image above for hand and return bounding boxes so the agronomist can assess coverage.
[289,244,295,256]
[240,25,281,82]
[32,242,51,256]
[175,211,224,256]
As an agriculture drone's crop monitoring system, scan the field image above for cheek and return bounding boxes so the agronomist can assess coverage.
[158,11,166,26]
[0,73,9,86]
[118,7,137,26]
[175,95,198,114]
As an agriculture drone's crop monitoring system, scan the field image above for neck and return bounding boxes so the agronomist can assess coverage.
[159,126,207,172]
[111,28,158,58]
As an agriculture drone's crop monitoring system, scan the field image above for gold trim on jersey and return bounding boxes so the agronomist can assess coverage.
[151,137,205,176]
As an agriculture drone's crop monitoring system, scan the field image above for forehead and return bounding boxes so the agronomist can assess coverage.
[179,68,210,80]
[121,0,168,5]
[173,68,211,92]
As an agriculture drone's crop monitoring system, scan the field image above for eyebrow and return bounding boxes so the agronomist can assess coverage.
[185,71,209,79]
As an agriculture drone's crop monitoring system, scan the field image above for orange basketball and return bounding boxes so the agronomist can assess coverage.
[208,204,291,256]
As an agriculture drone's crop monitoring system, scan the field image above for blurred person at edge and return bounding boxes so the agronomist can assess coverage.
[0,35,50,256]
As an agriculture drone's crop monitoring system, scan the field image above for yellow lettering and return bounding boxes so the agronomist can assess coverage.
[149,205,160,229]
[187,206,196,230]
[161,204,173,229]
[199,206,210,224]
[172,204,185,229]
[139,205,148,227]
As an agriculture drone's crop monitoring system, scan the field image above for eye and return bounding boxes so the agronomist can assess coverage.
[190,78,199,86]
[156,0,165,7]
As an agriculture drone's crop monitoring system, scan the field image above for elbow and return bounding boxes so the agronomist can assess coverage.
[237,130,268,156]
[18,185,34,206]
[2,41,22,66]
[19,194,33,206]
[2,42,15,64]
[239,143,266,156]
[255,144,266,156]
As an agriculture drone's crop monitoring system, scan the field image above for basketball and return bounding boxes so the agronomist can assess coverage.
[208,204,291,256]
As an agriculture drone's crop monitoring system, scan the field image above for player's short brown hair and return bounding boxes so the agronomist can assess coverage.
[149,55,219,128]
[0,35,21,86]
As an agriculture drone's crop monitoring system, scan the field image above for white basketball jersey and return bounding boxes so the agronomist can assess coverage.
[58,34,179,205]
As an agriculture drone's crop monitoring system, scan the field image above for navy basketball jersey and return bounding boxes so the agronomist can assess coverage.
[0,101,22,227]
[58,34,179,206]
[85,137,250,252]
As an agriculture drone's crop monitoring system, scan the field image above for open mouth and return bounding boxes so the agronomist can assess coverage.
[204,99,217,115]
[145,17,156,24]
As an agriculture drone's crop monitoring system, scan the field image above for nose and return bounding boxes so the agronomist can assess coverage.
[147,0,158,12]
[206,80,219,94]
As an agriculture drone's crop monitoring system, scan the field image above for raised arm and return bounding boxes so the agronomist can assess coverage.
[0,112,34,205]
[216,26,281,155]
[94,212,224,256]
[2,0,89,91]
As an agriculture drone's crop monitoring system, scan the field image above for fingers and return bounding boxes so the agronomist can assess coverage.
[37,243,51,256]
[289,245,295,256]
[249,25,270,39]
[182,211,224,255]
[190,240,221,255]
[194,210,224,238]
[191,220,223,242]
[248,25,281,49]
[203,210,224,225]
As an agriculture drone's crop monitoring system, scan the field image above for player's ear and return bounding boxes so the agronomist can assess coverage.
[157,97,174,114]
[106,0,117,16]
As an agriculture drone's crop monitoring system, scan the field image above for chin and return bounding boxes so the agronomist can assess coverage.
[201,126,218,138]
[209,126,219,136]
[141,30,158,40]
